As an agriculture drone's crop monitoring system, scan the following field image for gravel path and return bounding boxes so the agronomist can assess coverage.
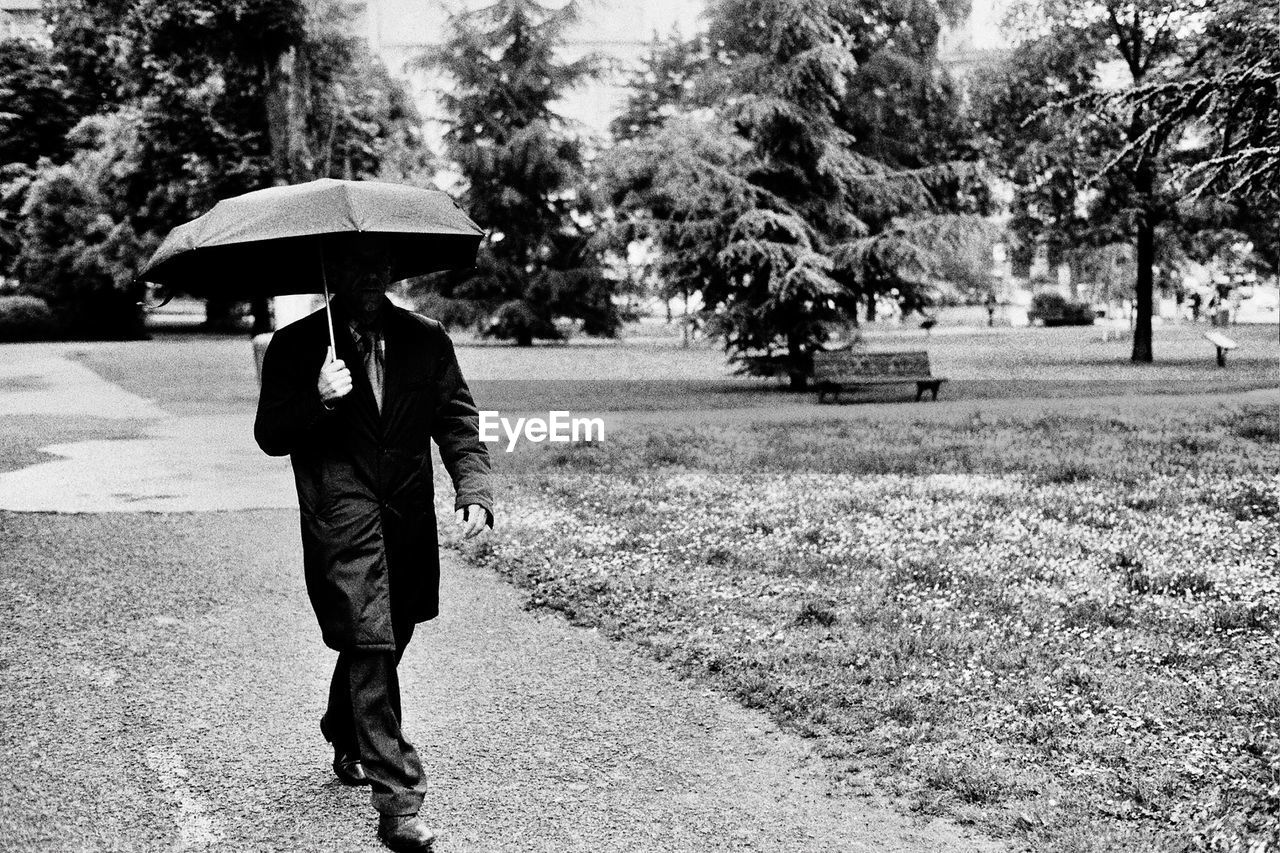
[0,511,1001,853]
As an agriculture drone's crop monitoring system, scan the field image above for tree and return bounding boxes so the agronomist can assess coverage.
[44,0,132,116]
[832,214,1000,317]
[287,1,431,183]
[0,40,79,284]
[597,32,718,327]
[419,0,617,346]
[1094,0,1280,284]
[0,164,34,281]
[691,0,873,383]
[610,30,712,143]
[36,0,307,331]
[1103,0,1279,213]
[595,118,760,325]
[14,112,148,339]
[600,0,986,387]
[971,28,1105,281]
[0,39,79,168]
[981,0,1213,362]
[25,0,423,334]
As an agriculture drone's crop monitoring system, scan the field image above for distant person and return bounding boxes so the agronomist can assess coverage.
[984,292,998,327]
[254,236,494,853]
[1214,282,1233,326]
[1189,292,1202,323]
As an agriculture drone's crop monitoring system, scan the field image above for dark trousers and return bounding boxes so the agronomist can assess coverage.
[321,618,426,816]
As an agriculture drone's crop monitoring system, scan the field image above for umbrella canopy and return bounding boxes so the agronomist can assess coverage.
[138,178,485,296]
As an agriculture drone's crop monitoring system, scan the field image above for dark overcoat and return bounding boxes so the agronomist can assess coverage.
[254,300,493,652]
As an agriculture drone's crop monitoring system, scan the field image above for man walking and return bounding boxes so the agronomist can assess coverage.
[254,235,492,852]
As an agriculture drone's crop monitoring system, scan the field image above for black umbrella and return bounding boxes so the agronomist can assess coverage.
[139,178,485,354]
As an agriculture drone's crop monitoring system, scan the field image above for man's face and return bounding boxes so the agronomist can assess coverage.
[326,238,392,328]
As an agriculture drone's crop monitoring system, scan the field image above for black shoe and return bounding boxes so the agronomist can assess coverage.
[321,715,370,787]
[333,751,371,787]
[377,814,436,852]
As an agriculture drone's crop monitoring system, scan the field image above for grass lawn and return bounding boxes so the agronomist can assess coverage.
[449,398,1280,853]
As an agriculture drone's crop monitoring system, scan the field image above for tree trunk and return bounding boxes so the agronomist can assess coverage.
[681,288,690,348]
[1130,143,1156,362]
[265,53,291,181]
[1010,249,1032,280]
[249,295,273,335]
[787,332,808,390]
[866,290,878,323]
[264,48,313,184]
[1131,218,1154,362]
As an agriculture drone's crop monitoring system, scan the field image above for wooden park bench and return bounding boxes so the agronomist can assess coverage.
[814,350,947,403]
[1202,331,1238,367]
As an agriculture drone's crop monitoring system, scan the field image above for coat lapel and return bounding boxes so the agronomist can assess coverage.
[380,306,432,422]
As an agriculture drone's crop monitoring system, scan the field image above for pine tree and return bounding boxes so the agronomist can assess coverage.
[420,0,616,345]
[609,30,711,143]
[600,0,986,387]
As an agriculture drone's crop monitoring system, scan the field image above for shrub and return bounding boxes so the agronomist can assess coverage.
[0,294,60,341]
[406,288,487,331]
[1028,291,1096,326]
[484,299,562,346]
[12,113,147,340]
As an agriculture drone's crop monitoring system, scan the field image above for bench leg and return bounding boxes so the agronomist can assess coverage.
[1216,347,1226,368]
[916,382,940,401]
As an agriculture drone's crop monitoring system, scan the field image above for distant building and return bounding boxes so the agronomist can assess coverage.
[0,0,43,41]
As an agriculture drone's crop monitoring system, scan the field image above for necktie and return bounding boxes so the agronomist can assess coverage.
[356,328,384,412]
